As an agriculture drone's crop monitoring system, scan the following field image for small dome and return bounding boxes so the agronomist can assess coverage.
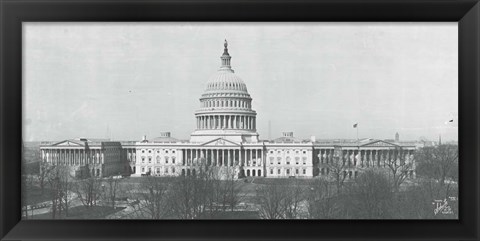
[204,71,249,93]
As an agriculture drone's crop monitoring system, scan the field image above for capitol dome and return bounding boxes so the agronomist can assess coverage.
[204,71,249,94]
[190,40,259,143]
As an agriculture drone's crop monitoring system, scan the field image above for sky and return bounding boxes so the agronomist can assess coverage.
[23,22,458,142]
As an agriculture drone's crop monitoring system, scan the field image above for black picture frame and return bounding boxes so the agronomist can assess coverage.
[1,0,479,240]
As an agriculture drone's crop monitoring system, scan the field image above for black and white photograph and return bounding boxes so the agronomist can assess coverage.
[21,22,458,220]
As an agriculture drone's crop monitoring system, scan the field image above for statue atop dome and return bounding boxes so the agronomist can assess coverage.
[223,39,230,56]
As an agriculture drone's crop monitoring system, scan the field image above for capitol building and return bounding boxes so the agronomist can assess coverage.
[40,40,417,180]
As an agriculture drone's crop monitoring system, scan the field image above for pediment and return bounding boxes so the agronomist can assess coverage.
[360,140,399,147]
[52,140,84,147]
[200,138,241,147]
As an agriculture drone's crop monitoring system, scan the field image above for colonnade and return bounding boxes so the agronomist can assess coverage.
[317,148,415,168]
[181,148,263,167]
[201,99,251,109]
[196,115,256,130]
[125,148,136,164]
[41,148,104,166]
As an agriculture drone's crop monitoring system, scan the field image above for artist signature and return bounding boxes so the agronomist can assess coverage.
[432,197,456,215]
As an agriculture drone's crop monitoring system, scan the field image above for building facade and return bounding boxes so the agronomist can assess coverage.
[130,41,416,179]
[39,40,417,180]
[40,138,126,178]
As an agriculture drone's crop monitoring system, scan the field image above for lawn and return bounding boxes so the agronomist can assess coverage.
[31,205,126,219]
[23,186,55,206]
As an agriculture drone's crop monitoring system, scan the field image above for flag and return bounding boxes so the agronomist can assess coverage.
[353,123,358,128]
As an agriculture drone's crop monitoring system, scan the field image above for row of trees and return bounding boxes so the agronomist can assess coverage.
[23,144,458,219]
[123,166,244,219]
[23,162,124,219]
[254,144,458,219]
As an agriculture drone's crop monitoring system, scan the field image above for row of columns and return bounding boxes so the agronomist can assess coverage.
[202,99,251,109]
[125,148,136,164]
[181,148,263,167]
[197,115,255,130]
[41,148,103,166]
[317,149,414,168]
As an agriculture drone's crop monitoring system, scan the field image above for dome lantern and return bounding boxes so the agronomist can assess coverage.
[220,39,233,72]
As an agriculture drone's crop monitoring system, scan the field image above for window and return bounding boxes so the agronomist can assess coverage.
[156,156,161,164]
[142,150,145,153]
[148,157,152,163]
[172,167,175,173]
[269,157,274,165]
[165,157,169,164]
[286,157,291,165]
[303,169,306,174]
[142,157,145,163]
[142,167,145,172]
[286,169,290,175]
[165,168,168,174]
[172,156,176,164]
[296,169,299,174]
[148,150,152,154]
[156,168,160,174]
[166,150,169,154]
[173,150,176,154]
[269,150,273,154]
[277,169,281,174]
[295,157,300,165]
[303,151,307,154]
[270,169,273,174]
[277,157,281,165]
[303,157,307,165]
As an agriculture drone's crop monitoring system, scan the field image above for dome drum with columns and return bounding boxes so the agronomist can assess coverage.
[190,40,259,143]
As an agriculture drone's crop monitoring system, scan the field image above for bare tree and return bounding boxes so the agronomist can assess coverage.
[346,170,393,219]
[209,166,244,213]
[47,165,73,218]
[169,168,210,219]
[306,178,338,219]
[416,144,458,186]
[383,147,413,192]
[38,161,55,195]
[104,177,122,208]
[255,183,288,219]
[138,176,172,219]
[283,179,306,219]
[323,147,348,194]
[75,177,102,208]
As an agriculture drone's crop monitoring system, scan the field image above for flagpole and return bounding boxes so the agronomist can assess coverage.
[357,125,359,144]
